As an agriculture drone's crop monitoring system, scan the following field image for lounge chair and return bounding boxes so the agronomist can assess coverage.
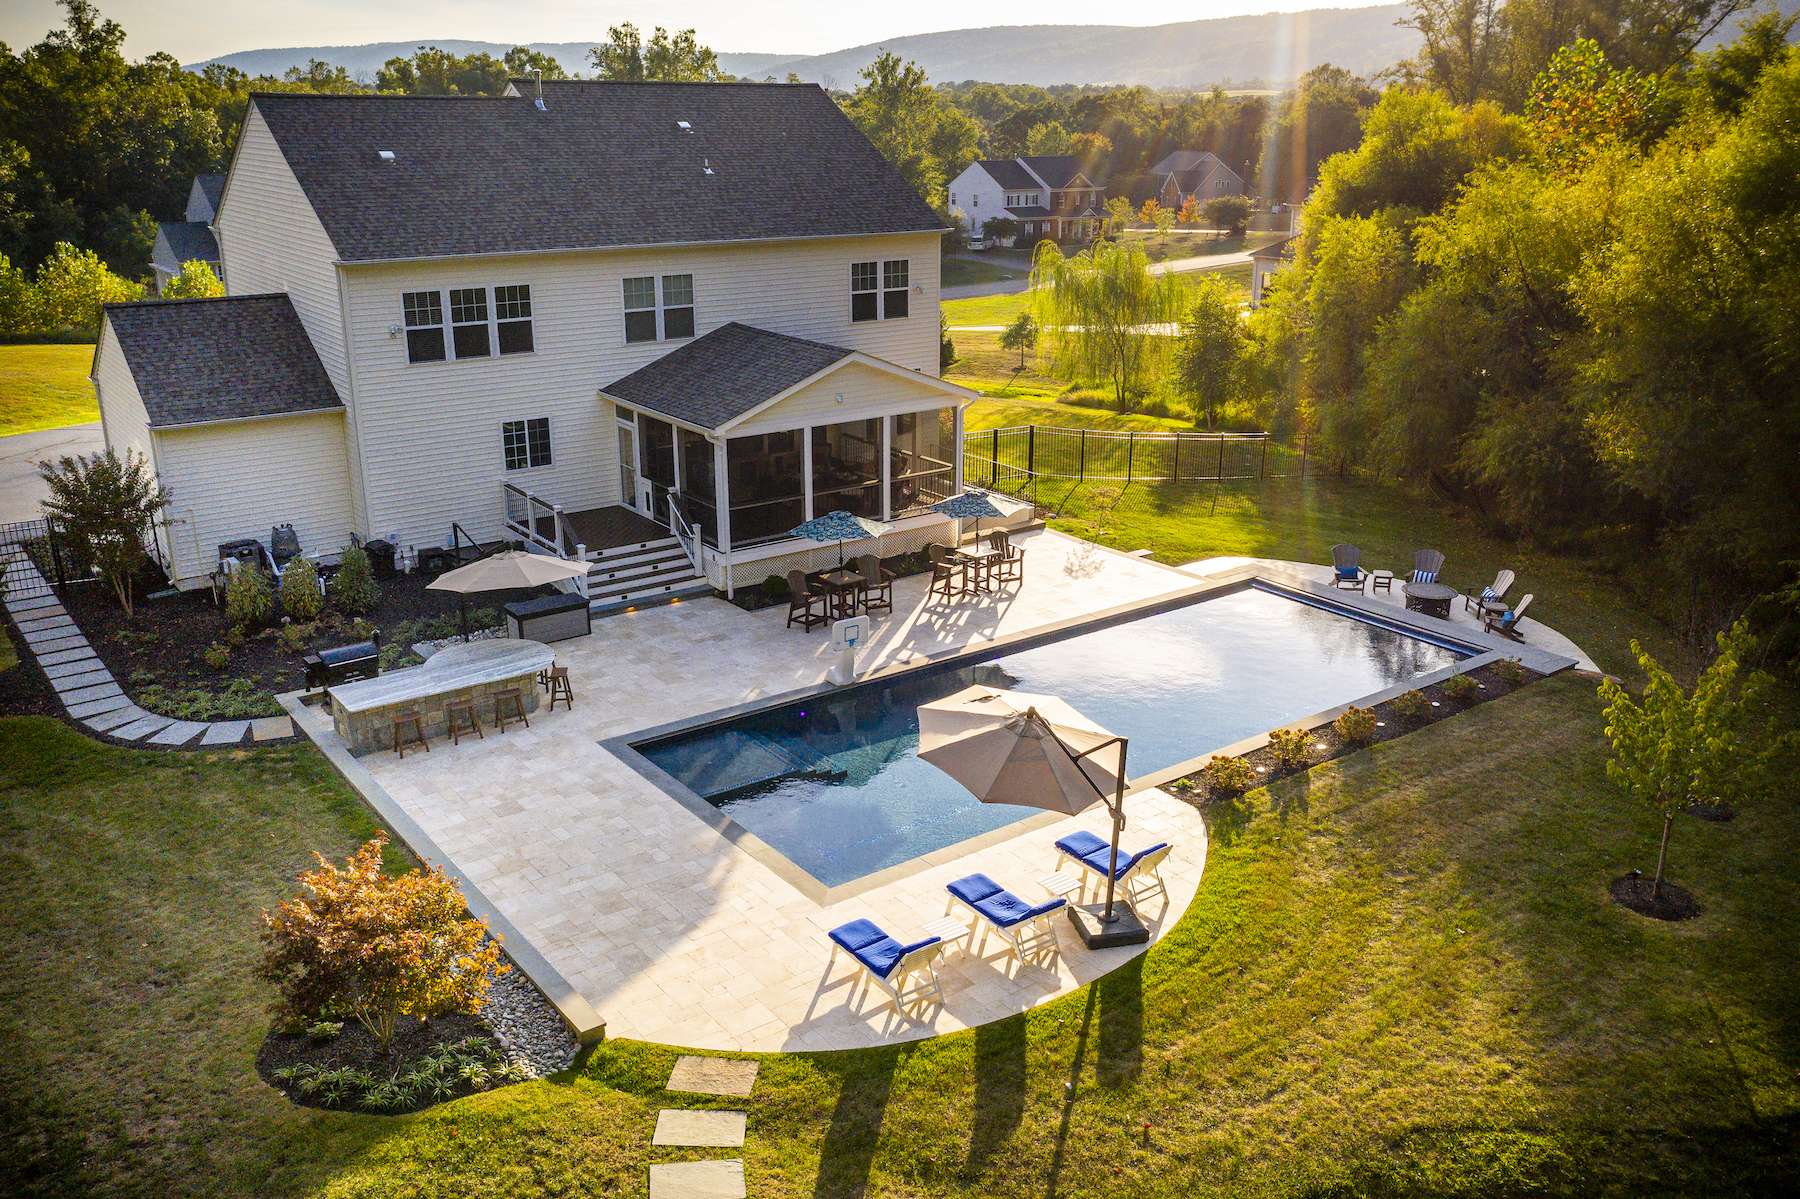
[1464,568,1516,616]
[988,530,1024,586]
[945,872,1065,963]
[1330,543,1367,590]
[852,553,893,614]
[786,569,828,630]
[1053,830,1172,907]
[926,543,967,603]
[1482,593,1533,640]
[826,918,946,1010]
[1411,548,1446,584]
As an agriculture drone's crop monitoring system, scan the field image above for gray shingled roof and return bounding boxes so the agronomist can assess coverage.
[1004,205,1051,218]
[976,158,1039,189]
[195,174,225,209]
[1152,150,1221,175]
[250,82,942,263]
[103,294,343,428]
[602,323,853,430]
[1250,235,1298,262]
[1018,156,1096,188]
[154,221,220,268]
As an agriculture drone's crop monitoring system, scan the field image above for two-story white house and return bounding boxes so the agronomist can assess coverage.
[93,81,978,609]
[946,155,1104,245]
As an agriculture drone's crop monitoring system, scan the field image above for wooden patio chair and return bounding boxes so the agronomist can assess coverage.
[1483,593,1534,640]
[1411,548,1446,584]
[988,530,1024,585]
[1465,568,1516,615]
[927,543,966,604]
[853,553,893,615]
[1330,543,1367,590]
[786,569,829,630]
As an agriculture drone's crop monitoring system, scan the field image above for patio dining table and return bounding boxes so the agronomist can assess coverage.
[955,545,1003,594]
[812,568,865,620]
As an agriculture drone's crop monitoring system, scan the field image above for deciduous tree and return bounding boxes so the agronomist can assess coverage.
[843,53,979,205]
[588,23,724,82]
[1174,276,1247,429]
[1029,238,1185,410]
[999,311,1037,369]
[160,258,221,298]
[35,449,167,616]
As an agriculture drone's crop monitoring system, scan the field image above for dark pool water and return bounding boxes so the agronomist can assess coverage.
[635,585,1464,886]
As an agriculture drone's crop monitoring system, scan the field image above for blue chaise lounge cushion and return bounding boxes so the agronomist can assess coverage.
[1054,831,1171,880]
[1336,565,1359,580]
[828,918,937,979]
[947,873,1065,928]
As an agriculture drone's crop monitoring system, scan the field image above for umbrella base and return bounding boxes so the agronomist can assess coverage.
[1066,901,1150,948]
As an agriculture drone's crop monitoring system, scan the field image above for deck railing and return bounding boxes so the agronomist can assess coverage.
[657,484,704,576]
[500,482,590,596]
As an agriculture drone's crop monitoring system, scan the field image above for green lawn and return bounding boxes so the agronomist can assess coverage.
[1118,228,1290,264]
[965,395,1193,433]
[4,672,1795,1196]
[0,344,98,436]
[943,256,1027,288]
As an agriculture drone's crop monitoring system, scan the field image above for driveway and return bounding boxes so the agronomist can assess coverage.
[0,422,102,524]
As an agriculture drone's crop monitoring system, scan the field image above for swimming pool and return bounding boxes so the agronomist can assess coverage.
[630,585,1468,888]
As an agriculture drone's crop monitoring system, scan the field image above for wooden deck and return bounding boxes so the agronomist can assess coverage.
[562,505,669,551]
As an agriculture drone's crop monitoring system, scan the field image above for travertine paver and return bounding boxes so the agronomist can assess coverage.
[113,714,173,741]
[251,716,294,741]
[17,615,75,634]
[667,1057,759,1097]
[653,1109,747,1148]
[7,594,59,612]
[200,720,250,746]
[149,720,206,747]
[647,1160,745,1199]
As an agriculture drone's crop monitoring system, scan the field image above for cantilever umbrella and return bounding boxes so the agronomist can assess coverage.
[427,549,590,641]
[786,510,893,567]
[930,490,1030,545]
[918,685,1140,933]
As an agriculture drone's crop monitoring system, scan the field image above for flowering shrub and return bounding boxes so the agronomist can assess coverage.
[1200,754,1256,795]
[1390,690,1431,721]
[1441,673,1480,702]
[1265,727,1312,768]
[259,835,505,1051]
[1335,705,1378,745]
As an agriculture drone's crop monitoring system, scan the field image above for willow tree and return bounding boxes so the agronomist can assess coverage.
[1029,238,1185,411]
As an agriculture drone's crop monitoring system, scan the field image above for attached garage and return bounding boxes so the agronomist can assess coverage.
[93,293,354,590]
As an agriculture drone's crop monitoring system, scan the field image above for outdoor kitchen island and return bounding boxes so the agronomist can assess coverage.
[327,639,556,755]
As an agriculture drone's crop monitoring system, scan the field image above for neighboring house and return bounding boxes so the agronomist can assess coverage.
[94,82,973,610]
[1250,235,1297,306]
[1150,150,1247,211]
[947,155,1105,244]
[150,174,225,292]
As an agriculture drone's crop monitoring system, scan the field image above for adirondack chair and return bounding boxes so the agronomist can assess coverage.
[1411,548,1446,584]
[1330,544,1366,590]
[1465,568,1516,616]
[1483,593,1534,640]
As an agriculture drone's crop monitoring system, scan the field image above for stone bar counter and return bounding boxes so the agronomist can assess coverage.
[329,639,556,755]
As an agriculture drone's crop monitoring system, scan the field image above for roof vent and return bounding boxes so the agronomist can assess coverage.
[677,120,692,131]
[377,150,395,163]
[533,96,546,112]
[702,157,715,176]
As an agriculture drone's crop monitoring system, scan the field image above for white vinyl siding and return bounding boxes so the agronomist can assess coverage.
[213,104,348,399]
[340,232,939,554]
[153,412,353,588]
[93,321,155,467]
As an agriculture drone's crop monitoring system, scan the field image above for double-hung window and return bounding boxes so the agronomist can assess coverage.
[623,274,696,343]
[852,260,910,322]
[402,284,534,363]
[402,291,445,362]
[502,417,551,471]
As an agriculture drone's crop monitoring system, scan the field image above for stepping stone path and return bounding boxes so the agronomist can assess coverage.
[651,1056,757,1198]
[1,542,294,748]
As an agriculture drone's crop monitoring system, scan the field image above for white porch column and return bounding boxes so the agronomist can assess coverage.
[713,437,731,551]
[953,403,966,493]
[879,416,892,522]
[800,427,814,522]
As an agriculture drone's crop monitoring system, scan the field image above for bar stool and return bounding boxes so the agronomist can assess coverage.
[493,687,529,733]
[445,696,483,745]
[545,665,574,711]
[392,709,428,757]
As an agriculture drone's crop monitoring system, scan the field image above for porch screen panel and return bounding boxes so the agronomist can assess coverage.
[889,407,957,516]
[726,430,805,548]
[811,419,882,519]
[676,428,718,546]
[637,414,676,490]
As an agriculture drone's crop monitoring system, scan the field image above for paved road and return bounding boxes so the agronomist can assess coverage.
[0,422,103,524]
[943,246,1256,300]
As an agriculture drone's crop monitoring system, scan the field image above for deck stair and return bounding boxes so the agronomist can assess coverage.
[586,535,711,614]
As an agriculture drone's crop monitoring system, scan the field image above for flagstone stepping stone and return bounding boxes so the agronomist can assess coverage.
[52,668,116,692]
[666,1056,759,1097]
[647,1159,745,1199]
[43,658,109,681]
[36,647,98,667]
[68,694,133,719]
[6,594,60,612]
[17,614,75,634]
[113,714,173,741]
[251,716,294,742]
[653,1109,747,1148]
[201,720,250,746]
[59,681,124,705]
[84,706,145,733]
[149,720,206,747]
[31,634,88,654]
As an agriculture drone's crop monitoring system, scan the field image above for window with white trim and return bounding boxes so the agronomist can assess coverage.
[852,259,910,322]
[450,287,491,359]
[495,284,534,354]
[502,417,551,471]
[623,274,695,343]
[402,291,445,363]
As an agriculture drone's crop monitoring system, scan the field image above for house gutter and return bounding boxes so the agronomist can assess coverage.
[332,226,953,269]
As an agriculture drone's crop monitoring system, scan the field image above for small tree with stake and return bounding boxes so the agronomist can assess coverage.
[36,450,168,617]
[1597,622,1785,913]
[999,311,1037,370]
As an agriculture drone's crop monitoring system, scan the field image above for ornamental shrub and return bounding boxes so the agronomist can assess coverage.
[258,834,506,1052]
[1492,657,1528,685]
[1335,705,1378,745]
[1200,754,1256,795]
[280,556,325,621]
[1442,673,1480,702]
[332,545,380,616]
[201,641,231,671]
[1390,689,1431,721]
[225,561,273,630]
[1265,726,1312,768]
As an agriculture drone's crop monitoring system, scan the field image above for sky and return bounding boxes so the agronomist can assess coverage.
[1,0,1402,63]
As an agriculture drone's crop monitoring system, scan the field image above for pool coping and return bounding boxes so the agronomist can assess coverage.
[603,562,1579,906]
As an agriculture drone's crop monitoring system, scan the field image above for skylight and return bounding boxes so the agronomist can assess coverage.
[377,150,395,163]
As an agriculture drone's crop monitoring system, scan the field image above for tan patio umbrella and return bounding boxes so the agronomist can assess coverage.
[427,550,590,640]
[918,685,1146,945]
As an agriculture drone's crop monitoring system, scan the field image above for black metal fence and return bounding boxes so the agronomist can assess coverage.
[0,517,74,603]
[960,425,1301,496]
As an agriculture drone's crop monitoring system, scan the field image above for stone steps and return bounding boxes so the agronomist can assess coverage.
[650,1056,758,1198]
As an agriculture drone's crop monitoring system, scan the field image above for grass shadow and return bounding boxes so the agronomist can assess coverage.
[962,1013,1027,1176]
[811,1044,904,1199]
[1095,953,1144,1088]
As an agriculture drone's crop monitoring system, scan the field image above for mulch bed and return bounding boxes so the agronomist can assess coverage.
[57,564,553,713]
[1168,659,1544,806]
[255,1012,512,1115]
[1610,874,1701,921]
